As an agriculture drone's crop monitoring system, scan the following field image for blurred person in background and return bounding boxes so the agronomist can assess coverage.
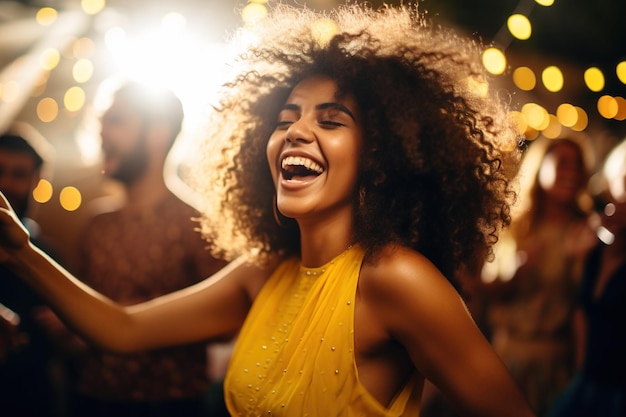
[480,136,597,416]
[0,122,68,417]
[0,4,538,416]
[547,138,626,417]
[38,81,229,417]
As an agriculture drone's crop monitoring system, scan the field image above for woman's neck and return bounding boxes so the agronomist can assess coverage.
[297,211,354,268]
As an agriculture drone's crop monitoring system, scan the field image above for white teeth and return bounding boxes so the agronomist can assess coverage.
[281,156,324,174]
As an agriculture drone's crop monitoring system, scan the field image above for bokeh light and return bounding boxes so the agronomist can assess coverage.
[556,103,578,127]
[73,37,96,59]
[513,66,536,91]
[508,111,527,135]
[311,18,338,47]
[40,48,60,71]
[64,86,86,112]
[241,2,268,25]
[584,67,605,92]
[36,7,58,26]
[597,95,618,119]
[541,114,562,138]
[571,107,588,131]
[482,48,507,75]
[522,102,549,130]
[616,61,626,85]
[507,14,532,40]
[81,0,106,15]
[614,97,626,121]
[33,179,53,203]
[73,58,94,83]
[541,66,564,92]
[59,186,82,211]
[36,98,59,122]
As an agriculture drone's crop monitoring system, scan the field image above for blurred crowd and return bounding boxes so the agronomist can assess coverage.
[424,133,626,417]
[1,85,625,417]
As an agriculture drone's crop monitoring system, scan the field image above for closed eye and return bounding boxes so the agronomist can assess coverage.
[320,120,345,128]
[275,120,293,130]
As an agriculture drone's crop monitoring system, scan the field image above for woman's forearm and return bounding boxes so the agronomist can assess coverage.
[8,241,134,353]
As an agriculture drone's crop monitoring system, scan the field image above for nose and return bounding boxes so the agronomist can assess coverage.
[285,119,314,144]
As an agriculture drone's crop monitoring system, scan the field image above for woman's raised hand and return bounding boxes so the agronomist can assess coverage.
[0,191,31,263]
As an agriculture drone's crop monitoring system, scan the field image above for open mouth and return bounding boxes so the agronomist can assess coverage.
[281,155,324,180]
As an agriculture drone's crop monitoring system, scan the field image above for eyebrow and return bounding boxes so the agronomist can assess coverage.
[281,102,356,121]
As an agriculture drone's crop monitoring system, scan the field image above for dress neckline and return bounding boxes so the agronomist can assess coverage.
[299,244,355,277]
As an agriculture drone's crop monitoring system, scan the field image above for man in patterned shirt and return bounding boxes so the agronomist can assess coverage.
[59,81,229,417]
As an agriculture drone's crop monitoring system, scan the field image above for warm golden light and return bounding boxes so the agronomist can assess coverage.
[524,127,540,141]
[36,7,58,26]
[584,67,605,92]
[40,48,61,71]
[311,18,338,47]
[73,37,95,59]
[617,61,626,85]
[614,97,626,121]
[571,107,588,131]
[508,111,527,135]
[59,186,82,211]
[512,66,536,91]
[556,103,578,127]
[242,3,268,25]
[64,86,86,112]
[36,98,59,123]
[535,0,555,5]
[542,114,562,139]
[81,0,106,15]
[507,14,532,40]
[597,95,618,119]
[542,66,563,92]
[466,76,489,97]
[522,102,549,130]
[73,58,94,83]
[482,48,507,75]
[33,179,53,203]
[162,12,186,32]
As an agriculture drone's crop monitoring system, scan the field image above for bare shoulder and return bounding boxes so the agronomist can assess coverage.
[358,245,460,306]
[357,245,472,349]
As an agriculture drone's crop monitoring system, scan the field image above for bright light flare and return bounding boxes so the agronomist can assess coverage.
[482,48,507,75]
[103,17,232,110]
[507,14,532,40]
[79,11,234,171]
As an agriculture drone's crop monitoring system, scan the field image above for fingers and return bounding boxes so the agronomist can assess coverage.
[0,206,31,254]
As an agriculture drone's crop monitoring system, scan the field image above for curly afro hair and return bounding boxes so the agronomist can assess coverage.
[191,3,521,290]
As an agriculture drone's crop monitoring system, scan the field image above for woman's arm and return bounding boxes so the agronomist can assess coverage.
[0,192,270,354]
[365,246,535,417]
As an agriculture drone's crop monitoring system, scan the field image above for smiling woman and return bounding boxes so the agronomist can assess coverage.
[0,3,536,417]
[194,4,520,282]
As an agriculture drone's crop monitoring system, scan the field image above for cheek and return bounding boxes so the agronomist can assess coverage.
[266,133,282,181]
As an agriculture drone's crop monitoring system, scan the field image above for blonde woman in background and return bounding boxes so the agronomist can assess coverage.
[481,136,597,416]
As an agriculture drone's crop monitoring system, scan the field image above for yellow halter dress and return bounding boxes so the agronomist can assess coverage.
[224,245,423,416]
